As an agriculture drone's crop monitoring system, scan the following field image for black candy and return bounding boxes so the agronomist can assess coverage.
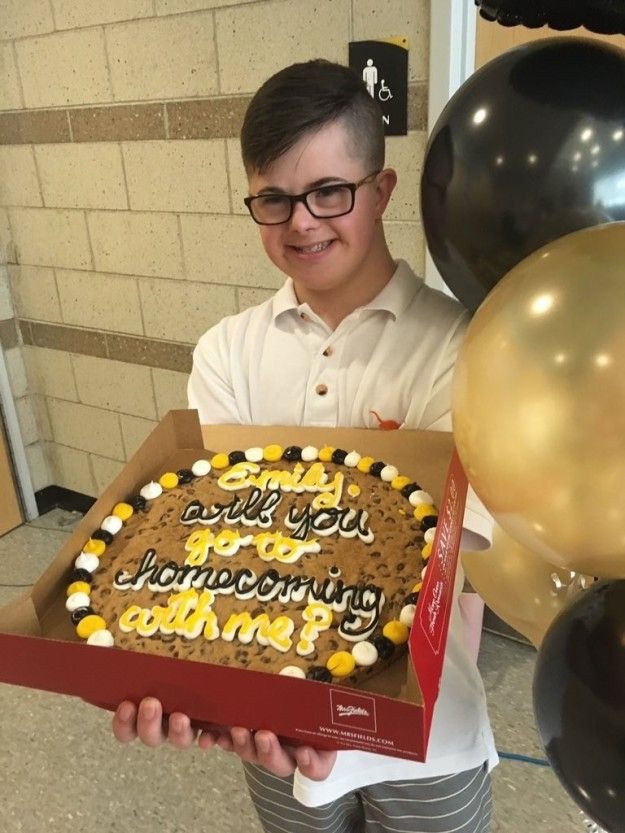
[177,468,194,484]
[369,461,385,478]
[420,516,438,532]
[373,635,395,660]
[283,446,302,462]
[130,495,147,512]
[404,592,419,605]
[331,449,347,465]
[70,568,93,584]
[401,482,421,499]
[228,450,246,465]
[307,666,332,683]
[71,606,93,625]
[91,528,113,544]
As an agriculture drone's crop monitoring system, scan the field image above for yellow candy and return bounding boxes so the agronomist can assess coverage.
[422,542,433,560]
[76,614,107,640]
[413,503,438,522]
[411,581,423,593]
[67,581,90,597]
[347,484,360,498]
[263,444,283,462]
[357,455,375,473]
[112,502,133,521]
[383,620,410,645]
[211,452,230,469]
[391,475,410,491]
[326,651,356,678]
[159,471,179,489]
[318,446,334,462]
[83,539,106,556]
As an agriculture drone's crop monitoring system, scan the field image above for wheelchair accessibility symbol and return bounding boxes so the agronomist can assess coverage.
[378,79,392,102]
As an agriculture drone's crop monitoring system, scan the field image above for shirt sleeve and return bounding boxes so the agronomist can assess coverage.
[187,322,242,424]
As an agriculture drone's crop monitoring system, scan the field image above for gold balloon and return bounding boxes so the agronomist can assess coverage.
[462,525,592,647]
[453,222,625,578]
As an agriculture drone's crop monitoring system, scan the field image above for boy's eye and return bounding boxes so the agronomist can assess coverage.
[313,185,346,201]
[257,194,289,208]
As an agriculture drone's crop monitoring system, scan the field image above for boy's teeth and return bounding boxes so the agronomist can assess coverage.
[297,241,331,253]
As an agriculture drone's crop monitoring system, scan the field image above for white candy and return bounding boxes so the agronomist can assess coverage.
[409,489,434,507]
[351,641,378,667]
[343,451,361,467]
[424,527,436,544]
[87,629,115,647]
[301,446,319,462]
[66,592,91,612]
[380,465,399,482]
[100,515,123,535]
[75,552,99,573]
[140,481,163,500]
[279,665,306,678]
[244,447,263,463]
[192,459,211,476]
[421,564,428,579]
[399,604,417,628]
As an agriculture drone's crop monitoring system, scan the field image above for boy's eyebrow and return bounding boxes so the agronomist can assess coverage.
[255,176,348,195]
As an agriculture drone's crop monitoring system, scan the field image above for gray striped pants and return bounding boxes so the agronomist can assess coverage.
[243,761,492,833]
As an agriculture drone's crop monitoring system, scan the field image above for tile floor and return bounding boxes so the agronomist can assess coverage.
[0,510,592,833]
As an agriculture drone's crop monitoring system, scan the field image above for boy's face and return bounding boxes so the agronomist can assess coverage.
[246,119,396,300]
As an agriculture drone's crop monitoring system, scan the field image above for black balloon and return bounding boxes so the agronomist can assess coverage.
[533,580,625,833]
[420,38,625,311]
[476,0,625,34]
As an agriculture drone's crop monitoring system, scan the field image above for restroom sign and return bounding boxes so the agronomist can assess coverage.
[349,38,408,136]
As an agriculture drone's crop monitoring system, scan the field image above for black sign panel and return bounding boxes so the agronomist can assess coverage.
[349,39,408,136]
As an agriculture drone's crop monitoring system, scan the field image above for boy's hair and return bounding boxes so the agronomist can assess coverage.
[241,59,385,175]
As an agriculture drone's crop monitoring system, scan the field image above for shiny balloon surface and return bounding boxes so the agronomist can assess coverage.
[421,38,625,310]
[462,525,592,647]
[533,580,625,833]
[453,223,625,577]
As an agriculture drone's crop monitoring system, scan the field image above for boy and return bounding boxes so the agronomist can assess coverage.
[113,59,497,832]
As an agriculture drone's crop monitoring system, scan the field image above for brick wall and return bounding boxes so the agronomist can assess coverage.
[0,0,430,497]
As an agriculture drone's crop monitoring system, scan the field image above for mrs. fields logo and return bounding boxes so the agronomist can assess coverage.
[330,689,377,733]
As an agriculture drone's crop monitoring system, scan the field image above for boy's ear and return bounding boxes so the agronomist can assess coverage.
[374,168,398,219]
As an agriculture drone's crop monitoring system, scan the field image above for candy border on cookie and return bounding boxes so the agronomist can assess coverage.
[65,445,438,683]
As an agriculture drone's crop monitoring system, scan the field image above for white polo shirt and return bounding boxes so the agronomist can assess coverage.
[188,260,498,806]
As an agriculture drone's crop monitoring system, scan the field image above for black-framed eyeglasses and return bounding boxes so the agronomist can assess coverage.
[243,170,381,225]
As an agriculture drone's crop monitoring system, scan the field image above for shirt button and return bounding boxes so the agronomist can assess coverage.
[300,312,309,320]
[322,347,333,357]
[315,384,328,396]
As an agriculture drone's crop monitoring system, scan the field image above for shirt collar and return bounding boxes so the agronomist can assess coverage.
[271,259,424,323]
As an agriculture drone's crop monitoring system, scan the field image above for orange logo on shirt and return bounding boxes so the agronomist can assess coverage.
[370,410,401,430]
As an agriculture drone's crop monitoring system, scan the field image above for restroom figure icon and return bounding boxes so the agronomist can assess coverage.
[362,59,393,102]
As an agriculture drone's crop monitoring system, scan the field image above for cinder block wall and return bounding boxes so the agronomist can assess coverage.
[0,0,430,499]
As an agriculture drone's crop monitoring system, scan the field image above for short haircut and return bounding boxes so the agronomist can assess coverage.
[241,59,385,175]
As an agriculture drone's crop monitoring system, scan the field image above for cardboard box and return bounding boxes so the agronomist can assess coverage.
[0,410,467,762]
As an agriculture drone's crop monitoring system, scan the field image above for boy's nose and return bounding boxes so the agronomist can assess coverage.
[289,199,320,231]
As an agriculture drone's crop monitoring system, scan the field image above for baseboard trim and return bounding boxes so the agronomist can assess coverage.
[35,485,96,516]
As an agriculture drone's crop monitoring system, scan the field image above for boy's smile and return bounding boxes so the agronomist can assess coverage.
[246,120,397,327]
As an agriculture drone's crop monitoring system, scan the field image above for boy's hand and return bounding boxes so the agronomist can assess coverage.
[112,698,336,781]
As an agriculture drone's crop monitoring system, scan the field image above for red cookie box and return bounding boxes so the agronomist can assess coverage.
[0,410,467,762]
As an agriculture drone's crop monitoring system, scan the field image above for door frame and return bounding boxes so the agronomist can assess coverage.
[0,348,38,521]
[425,0,477,294]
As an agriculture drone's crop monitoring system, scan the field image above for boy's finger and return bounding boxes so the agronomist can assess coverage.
[231,726,258,761]
[254,731,297,778]
[136,697,166,747]
[112,700,138,744]
[294,747,337,781]
[167,712,196,749]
